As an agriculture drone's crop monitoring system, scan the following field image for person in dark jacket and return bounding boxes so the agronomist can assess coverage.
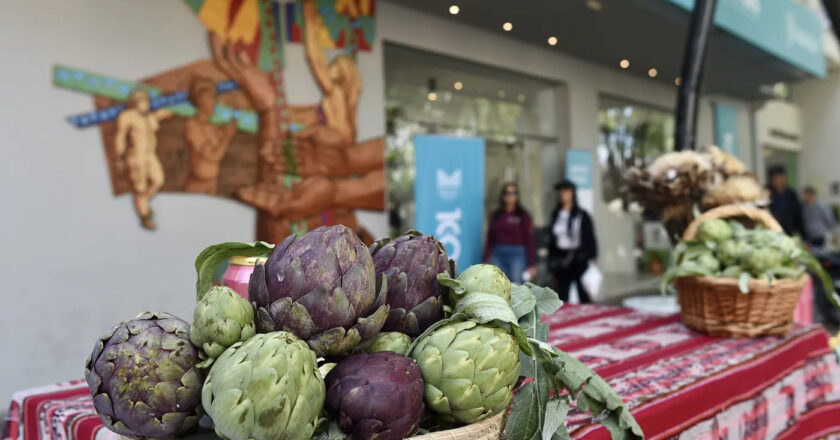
[548,180,598,303]
[483,182,536,283]
[768,166,804,237]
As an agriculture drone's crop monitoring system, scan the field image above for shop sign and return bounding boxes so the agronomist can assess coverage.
[668,0,825,77]
[414,135,485,269]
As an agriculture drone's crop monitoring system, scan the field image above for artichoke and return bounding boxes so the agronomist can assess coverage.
[410,320,520,424]
[324,352,424,440]
[190,286,256,367]
[687,250,720,274]
[717,240,752,267]
[366,332,412,355]
[455,264,511,302]
[250,225,390,357]
[744,248,784,275]
[85,312,203,439]
[695,218,733,243]
[202,332,325,440]
[370,230,451,336]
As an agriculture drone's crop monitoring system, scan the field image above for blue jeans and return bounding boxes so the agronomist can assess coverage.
[491,245,527,284]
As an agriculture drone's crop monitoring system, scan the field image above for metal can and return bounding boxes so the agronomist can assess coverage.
[222,256,268,300]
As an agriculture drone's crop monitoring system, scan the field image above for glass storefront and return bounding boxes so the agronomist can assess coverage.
[384,44,561,239]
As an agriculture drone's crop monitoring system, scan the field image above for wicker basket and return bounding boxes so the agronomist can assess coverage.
[410,412,506,440]
[675,204,807,337]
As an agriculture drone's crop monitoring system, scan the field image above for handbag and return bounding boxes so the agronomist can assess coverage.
[581,262,603,301]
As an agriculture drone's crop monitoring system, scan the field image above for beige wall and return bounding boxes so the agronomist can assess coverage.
[793,72,840,203]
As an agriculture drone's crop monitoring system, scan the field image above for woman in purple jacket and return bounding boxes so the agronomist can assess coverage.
[483,182,537,283]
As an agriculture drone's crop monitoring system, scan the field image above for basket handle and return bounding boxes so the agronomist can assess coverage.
[682,204,783,241]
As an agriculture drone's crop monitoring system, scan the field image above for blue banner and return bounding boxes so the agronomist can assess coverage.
[414,135,485,271]
[667,0,825,77]
[713,102,740,157]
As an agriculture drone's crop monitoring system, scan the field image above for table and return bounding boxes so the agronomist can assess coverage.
[5,304,840,440]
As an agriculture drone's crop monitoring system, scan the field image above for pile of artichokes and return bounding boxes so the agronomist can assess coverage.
[84,226,642,440]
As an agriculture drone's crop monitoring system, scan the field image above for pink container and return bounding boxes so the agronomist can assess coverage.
[793,276,814,325]
[222,256,267,300]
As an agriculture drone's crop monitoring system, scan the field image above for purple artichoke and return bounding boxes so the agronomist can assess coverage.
[370,230,452,336]
[325,352,425,440]
[85,312,203,439]
[250,225,389,357]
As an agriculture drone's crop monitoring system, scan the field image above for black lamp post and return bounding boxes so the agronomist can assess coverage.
[674,0,717,151]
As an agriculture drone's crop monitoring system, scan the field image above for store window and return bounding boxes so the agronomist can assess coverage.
[597,96,675,205]
[384,44,561,239]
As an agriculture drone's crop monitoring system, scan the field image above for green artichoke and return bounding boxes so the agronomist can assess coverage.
[717,240,752,267]
[370,230,451,336]
[688,250,720,274]
[720,265,744,278]
[250,225,390,357]
[85,312,203,439]
[203,332,325,440]
[366,332,412,355]
[410,320,520,424]
[190,286,255,367]
[454,264,511,303]
[696,218,733,243]
[744,248,784,275]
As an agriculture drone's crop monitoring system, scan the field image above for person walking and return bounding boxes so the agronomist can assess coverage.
[802,186,836,248]
[483,183,536,284]
[548,180,598,303]
[768,166,804,237]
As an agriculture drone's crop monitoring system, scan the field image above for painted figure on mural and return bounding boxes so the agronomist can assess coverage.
[184,76,237,194]
[113,89,172,230]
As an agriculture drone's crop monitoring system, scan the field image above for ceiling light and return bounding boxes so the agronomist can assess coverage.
[648,68,658,78]
[453,81,463,90]
[586,0,603,12]
[674,77,682,86]
[619,59,630,69]
[517,94,526,102]
[427,92,438,101]
[449,5,459,15]
[497,90,506,98]
[547,36,558,46]
[502,22,513,31]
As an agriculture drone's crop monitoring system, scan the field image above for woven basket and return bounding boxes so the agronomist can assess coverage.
[410,412,506,440]
[675,204,806,337]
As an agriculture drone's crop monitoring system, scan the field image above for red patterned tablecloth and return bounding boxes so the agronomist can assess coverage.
[5,304,840,440]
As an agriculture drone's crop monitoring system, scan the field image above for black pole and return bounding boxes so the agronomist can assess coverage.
[674,0,717,151]
[822,0,840,41]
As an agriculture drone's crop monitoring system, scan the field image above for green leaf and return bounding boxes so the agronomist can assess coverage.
[542,397,570,440]
[553,350,644,440]
[528,283,564,315]
[512,284,538,319]
[738,272,751,294]
[505,381,541,440]
[513,325,535,357]
[194,241,274,300]
[800,252,840,310]
[454,292,518,325]
[437,272,464,292]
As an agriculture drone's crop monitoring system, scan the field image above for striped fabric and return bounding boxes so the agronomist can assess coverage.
[4,304,840,440]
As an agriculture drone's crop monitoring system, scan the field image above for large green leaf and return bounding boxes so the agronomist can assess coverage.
[454,292,518,325]
[542,397,570,440]
[800,252,840,309]
[512,284,538,319]
[528,283,563,315]
[194,241,274,300]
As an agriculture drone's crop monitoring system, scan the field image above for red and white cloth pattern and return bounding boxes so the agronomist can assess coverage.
[5,304,840,440]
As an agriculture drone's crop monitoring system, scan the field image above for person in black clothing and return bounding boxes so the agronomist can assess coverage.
[548,180,598,303]
[768,166,804,237]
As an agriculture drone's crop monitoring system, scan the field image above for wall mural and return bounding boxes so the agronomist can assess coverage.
[54,0,384,244]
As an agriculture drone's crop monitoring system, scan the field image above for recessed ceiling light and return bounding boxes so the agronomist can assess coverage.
[453,81,463,90]
[619,59,630,69]
[547,36,558,46]
[449,5,460,15]
[674,77,682,86]
[586,0,603,12]
[497,90,506,98]
[648,68,658,78]
[427,92,438,101]
[502,22,513,31]
[517,94,526,102]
